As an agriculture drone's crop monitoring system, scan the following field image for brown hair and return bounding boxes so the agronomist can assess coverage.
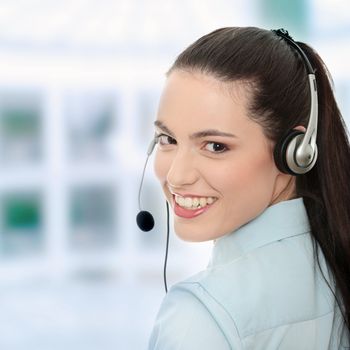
[168,26,350,341]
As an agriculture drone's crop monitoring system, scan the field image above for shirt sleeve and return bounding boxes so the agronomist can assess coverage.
[148,285,231,350]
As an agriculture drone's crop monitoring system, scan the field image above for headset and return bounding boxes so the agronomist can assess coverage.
[136,28,318,294]
[271,29,318,175]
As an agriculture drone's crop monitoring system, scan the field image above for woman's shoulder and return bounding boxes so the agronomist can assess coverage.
[148,279,241,349]
[174,235,335,339]
[149,233,338,348]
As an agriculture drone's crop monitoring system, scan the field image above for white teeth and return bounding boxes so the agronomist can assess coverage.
[207,197,214,204]
[174,195,216,209]
[177,196,185,206]
[184,197,192,208]
[199,198,207,207]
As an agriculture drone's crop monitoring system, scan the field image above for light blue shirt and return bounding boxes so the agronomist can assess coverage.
[148,197,348,349]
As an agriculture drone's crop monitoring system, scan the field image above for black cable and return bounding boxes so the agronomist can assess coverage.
[163,200,170,293]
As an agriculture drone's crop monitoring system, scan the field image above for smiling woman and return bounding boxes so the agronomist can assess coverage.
[147,27,350,349]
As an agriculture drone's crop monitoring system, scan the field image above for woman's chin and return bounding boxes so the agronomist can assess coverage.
[173,224,217,243]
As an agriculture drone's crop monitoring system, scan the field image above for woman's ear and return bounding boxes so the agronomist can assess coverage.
[293,125,306,133]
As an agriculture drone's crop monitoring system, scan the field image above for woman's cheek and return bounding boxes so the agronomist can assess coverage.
[153,150,169,183]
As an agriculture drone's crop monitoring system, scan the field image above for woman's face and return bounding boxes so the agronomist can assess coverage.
[153,70,295,242]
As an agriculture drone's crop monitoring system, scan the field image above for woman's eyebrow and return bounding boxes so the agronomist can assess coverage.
[153,120,238,139]
[154,120,175,137]
[189,129,238,139]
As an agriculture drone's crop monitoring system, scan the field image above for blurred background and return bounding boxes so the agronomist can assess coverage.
[0,0,348,349]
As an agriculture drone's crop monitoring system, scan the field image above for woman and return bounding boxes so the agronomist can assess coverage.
[148,27,350,349]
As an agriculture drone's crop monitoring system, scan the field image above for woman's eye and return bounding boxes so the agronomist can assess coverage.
[157,134,177,146]
[205,142,228,153]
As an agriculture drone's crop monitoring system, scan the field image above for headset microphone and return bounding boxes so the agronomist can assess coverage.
[136,210,154,232]
[136,137,158,232]
[136,135,170,293]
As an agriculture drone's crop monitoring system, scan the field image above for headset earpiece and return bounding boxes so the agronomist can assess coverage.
[274,129,306,176]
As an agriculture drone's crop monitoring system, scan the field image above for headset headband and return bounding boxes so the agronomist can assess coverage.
[271,29,314,74]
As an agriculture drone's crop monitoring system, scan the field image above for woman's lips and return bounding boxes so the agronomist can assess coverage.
[172,195,215,219]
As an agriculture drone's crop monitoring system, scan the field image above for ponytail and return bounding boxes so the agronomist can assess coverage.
[297,42,350,340]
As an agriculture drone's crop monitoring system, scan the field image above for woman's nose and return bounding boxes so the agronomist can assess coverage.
[166,150,199,188]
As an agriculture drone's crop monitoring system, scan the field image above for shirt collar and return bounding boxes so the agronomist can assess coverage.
[208,197,311,267]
